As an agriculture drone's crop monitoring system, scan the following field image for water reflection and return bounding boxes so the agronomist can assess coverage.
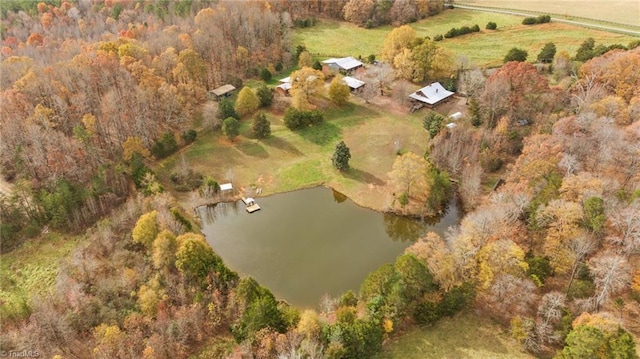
[332,189,348,203]
[198,186,458,308]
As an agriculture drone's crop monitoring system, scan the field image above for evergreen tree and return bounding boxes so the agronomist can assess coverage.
[312,59,323,71]
[222,117,239,140]
[504,47,528,63]
[217,97,238,120]
[256,83,273,107]
[332,141,351,170]
[259,67,272,82]
[537,42,557,63]
[252,112,271,139]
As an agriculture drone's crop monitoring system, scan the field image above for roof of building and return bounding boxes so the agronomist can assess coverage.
[276,82,292,91]
[220,183,233,191]
[322,56,363,71]
[342,76,365,89]
[449,112,463,120]
[408,82,454,105]
[279,76,291,83]
[211,84,236,96]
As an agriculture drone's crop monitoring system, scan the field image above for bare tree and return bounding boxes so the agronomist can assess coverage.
[588,252,631,312]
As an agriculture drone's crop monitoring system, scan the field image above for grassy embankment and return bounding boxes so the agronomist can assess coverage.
[374,312,534,359]
[292,9,636,68]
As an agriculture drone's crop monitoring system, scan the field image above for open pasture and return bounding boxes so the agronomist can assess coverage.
[292,9,636,68]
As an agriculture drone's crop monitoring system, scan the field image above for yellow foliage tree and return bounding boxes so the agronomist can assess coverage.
[296,309,321,339]
[329,75,350,106]
[388,151,431,200]
[289,67,325,109]
[132,211,158,249]
[538,200,583,274]
[382,25,416,63]
[297,50,313,68]
[234,87,259,117]
[477,239,528,289]
[152,230,177,271]
[122,136,151,162]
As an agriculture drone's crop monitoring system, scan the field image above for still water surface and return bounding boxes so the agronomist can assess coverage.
[198,187,458,308]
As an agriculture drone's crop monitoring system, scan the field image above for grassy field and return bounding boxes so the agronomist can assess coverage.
[0,233,80,321]
[374,312,534,359]
[457,0,640,28]
[159,96,433,212]
[292,9,636,68]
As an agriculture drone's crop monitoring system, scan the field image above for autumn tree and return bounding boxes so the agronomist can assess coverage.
[381,25,416,63]
[175,233,237,288]
[132,211,159,249]
[588,252,631,311]
[289,67,325,109]
[251,112,271,139]
[152,230,177,272]
[342,0,376,27]
[480,61,550,125]
[329,75,351,105]
[297,50,313,68]
[388,152,432,204]
[234,87,259,117]
[332,141,351,170]
[476,239,529,289]
[222,117,240,140]
[557,313,637,359]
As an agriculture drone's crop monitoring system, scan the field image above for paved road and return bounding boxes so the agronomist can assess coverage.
[453,4,640,37]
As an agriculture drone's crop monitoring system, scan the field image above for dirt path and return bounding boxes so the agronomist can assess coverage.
[453,4,640,36]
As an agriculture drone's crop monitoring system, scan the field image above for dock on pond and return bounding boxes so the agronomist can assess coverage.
[242,197,261,213]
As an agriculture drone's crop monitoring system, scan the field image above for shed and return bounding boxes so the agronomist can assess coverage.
[322,57,364,73]
[445,122,458,129]
[210,84,236,100]
[408,82,455,108]
[276,77,292,96]
[342,76,365,91]
[219,183,233,191]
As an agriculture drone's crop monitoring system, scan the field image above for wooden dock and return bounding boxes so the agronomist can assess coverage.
[242,197,261,213]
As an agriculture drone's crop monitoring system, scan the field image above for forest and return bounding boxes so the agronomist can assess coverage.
[1,0,639,358]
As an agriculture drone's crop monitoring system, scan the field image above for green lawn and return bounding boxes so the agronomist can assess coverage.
[375,312,534,359]
[160,98,430,211]
[292,9,636,68]
[0,233,80,321]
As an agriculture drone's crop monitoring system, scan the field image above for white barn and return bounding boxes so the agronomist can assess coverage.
[408,82,455,108]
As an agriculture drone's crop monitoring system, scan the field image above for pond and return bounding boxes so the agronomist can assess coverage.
[198,186,459,309]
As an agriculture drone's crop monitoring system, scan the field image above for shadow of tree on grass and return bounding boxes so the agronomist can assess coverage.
[262,136,303,156]
[343,167,385,186]
[236,141,269,158]
[298,122,341,146]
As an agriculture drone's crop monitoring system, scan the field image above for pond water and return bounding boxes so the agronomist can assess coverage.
[198,186,459,309]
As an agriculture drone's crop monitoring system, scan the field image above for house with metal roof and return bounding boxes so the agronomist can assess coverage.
[408,82,454,108]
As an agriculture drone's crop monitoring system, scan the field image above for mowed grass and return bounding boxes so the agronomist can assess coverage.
[292,9,636,68]
[161,99,428,211]
[458,0,640,28]
[374,312,534,359]
[0,233,80,321]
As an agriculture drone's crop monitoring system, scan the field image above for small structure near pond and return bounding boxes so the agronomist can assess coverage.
[210,84,236,100]
[242,197,261,213]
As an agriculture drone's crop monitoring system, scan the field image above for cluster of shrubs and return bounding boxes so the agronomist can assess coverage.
[293,17,317,28]
[283,107,324,130]
[443,24,480,38]
[522,14,551,25]
[486,21,497,30]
